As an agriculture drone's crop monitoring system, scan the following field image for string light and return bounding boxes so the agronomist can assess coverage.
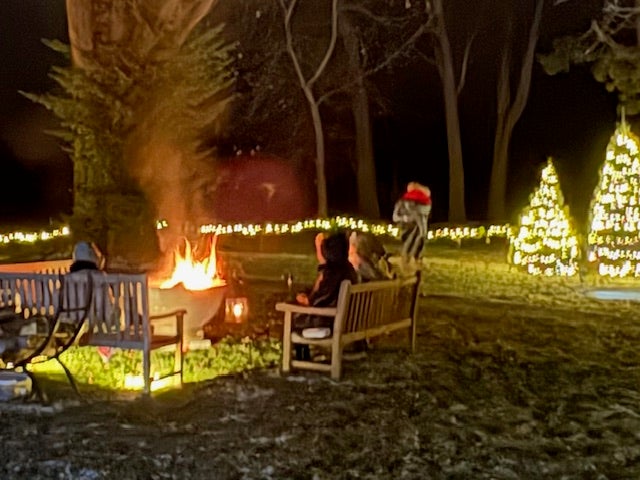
[0,226,70,245]
[508,158,579,276]
[588,122,640,277]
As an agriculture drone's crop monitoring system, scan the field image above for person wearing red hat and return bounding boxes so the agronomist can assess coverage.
[392,182,432,268]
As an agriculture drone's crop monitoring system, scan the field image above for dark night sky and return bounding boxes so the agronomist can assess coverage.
[0,0,70,226]
[0,0,619,227]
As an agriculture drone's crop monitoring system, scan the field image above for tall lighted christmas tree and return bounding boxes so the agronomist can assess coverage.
[509,158,579,276]
[588,120,640,277]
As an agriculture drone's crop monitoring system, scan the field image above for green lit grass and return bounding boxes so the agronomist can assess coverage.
[30,336,282,390]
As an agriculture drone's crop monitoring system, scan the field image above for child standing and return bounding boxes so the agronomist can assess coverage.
[392,182,432,267]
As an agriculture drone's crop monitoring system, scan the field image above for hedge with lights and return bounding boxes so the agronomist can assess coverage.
[588,122,640,277]
[509,158,579,276]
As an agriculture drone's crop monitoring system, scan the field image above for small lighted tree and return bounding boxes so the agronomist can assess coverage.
[588,121,640,277]
[509,157,579,276]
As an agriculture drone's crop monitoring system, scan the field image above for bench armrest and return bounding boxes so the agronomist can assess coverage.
[149,309,187,321]
[275,302,337,317]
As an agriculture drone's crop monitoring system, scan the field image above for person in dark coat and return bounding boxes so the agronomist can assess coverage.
[293,231,358,360]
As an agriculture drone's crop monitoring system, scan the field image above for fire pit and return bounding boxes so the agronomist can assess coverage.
[149,236,227,346]
[149,283,226,344]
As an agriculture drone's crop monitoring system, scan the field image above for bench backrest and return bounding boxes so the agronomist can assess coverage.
[334,273,420,334]
[85,272,150,343]
[59,270,96,324]
[0,272,62,317]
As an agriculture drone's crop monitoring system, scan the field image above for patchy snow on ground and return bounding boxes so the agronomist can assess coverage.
[1,245,640,479]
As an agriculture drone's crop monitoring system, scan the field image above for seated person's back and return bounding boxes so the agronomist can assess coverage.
[348,231,393,282]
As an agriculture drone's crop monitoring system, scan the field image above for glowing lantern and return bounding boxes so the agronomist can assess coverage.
[225,297,249,323]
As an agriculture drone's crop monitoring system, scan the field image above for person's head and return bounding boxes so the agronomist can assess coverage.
[72,241,104,270]
[350,231,385,258]
[321,231,349,264]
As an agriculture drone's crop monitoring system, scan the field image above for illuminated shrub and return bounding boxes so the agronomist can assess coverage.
[509,158,579,276]
[588,123,640,277]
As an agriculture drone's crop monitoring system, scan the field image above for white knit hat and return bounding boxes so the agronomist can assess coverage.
[72,241,100,265]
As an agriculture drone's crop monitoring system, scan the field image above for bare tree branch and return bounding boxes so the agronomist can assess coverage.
[318,22,428,105]
[280,0,307,92]
[456,31,476,96]
[308,0,340,87]
[339,3,410,26]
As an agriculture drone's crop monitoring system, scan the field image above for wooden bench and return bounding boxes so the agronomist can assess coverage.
[0,271,186,395]
[275,272,421,380]
[0,271,93,398]
[81,272,185,394]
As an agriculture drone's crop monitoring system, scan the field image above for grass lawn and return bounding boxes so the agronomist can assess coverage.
[0,235,639,478]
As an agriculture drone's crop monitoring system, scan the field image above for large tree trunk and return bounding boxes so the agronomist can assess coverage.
[353,86,380,218]
[340,14,380,219]
[66,0,216,67]
[308,95,329,218]
[64,0,216,268]
[488,0,543,222]
[432,0,466,223]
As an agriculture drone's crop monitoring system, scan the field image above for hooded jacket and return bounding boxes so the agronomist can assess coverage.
[308,233,358,308]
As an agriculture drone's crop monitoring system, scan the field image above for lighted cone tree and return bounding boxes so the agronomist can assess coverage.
[509,157,579,276]
[588,121,640,277]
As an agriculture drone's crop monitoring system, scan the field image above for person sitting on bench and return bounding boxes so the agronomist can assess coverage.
[292,231,358,360]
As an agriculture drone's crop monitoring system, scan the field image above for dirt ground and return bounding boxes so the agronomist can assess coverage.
[1,244,640,479]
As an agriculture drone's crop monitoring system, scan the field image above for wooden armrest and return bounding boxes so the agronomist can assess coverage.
[149,309,187,321]
[275,302,337,317]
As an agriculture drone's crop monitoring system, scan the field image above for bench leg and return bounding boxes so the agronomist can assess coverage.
[409,320,417,353]
[282,312,292,374]
[175,313,184,388]
[175,341,183,388]
[330,340,342,380]
[143,347,151,395]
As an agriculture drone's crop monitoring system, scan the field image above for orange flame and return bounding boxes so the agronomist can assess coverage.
[160,236,223,291]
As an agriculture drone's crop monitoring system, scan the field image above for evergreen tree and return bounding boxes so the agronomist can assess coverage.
[509,157,579,276]
[22,25,234,268]
[588,121,640,277]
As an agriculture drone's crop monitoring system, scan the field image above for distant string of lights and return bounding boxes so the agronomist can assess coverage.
[196,216,511,243]
[0,218,512,247]
[0,226,70,245]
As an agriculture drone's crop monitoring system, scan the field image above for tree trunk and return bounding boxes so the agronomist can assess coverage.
[353,87,380,218]
[65,0,216,67]
[488,0,543,222]
[340,14,380,219]
[488,45,512,223]
[432,0,466,223]
[308,92,329,218]
[636,0,640,43]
